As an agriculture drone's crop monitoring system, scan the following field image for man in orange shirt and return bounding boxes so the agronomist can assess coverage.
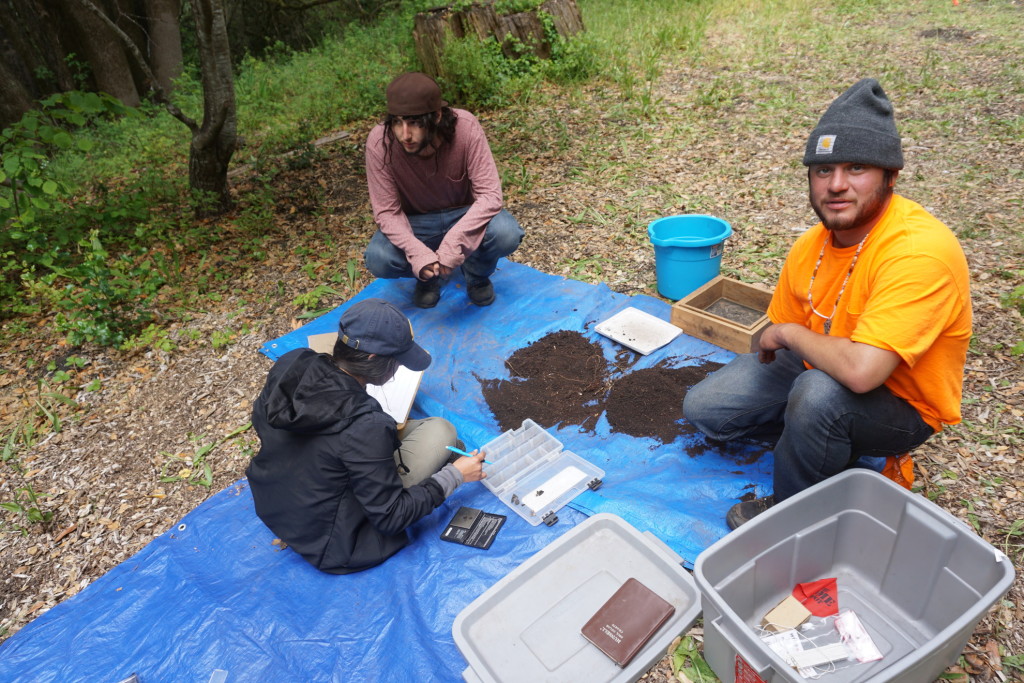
[684,79,971,529]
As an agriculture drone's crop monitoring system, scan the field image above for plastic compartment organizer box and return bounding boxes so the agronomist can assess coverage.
[479,419,604,527]
[693,469,1015,683]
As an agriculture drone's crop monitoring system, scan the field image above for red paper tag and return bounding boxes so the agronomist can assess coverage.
[735,654,768,683]
[792,577,839,617]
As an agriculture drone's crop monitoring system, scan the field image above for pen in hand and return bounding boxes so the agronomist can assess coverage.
[446,445,492,465]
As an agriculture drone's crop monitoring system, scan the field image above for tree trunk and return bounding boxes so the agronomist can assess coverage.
[187,0,236,215]
[112,0,151,94]
[0,0,77,126]
[59,0,141,106]
[146,0,184,94]
[68,0,234,217]
[413,0,584,79]
[536,0,584,37]
[0,56,35,127]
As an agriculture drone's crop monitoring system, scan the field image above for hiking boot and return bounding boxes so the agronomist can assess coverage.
[726,495,776,530]
[467,278,495,306]
[413,278,441,308]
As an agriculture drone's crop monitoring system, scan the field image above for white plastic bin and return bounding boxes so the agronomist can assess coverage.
[693,469,1015,683]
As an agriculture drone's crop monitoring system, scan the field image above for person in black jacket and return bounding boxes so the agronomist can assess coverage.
[247,298,486,574]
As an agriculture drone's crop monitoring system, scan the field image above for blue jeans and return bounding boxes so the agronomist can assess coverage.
[682,350,934,501]
[364,207,524,286]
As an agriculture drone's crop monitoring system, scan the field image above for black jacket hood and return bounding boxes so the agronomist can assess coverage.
[257,349,378,435]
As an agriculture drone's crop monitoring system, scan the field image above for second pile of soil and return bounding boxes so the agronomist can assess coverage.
[479,330,722,443]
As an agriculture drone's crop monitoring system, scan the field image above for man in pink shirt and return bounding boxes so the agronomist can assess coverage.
[364,72,524,308]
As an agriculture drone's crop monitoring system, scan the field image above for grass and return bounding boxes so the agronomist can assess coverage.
[46,5,431,194]
[30,0,1024,223]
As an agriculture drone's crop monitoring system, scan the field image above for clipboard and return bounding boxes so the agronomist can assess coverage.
[307,332,423,428]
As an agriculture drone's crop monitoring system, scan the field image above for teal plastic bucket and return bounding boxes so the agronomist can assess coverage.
[648,215,732,300]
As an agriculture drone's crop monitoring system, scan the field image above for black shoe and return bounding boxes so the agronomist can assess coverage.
[446,439,468,465]
[467,279,495,306]
[726,495,776,530]
[413,278,441,308]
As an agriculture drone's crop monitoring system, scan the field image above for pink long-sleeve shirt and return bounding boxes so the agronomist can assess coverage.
[365,109,504,278]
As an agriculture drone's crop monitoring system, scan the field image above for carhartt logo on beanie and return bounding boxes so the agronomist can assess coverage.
[803,78,904,170]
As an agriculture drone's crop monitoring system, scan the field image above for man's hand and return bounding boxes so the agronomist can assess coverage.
[758,322,902,394]
[451,450,487,482]
[419,262,452,281]
[757,324,787,364]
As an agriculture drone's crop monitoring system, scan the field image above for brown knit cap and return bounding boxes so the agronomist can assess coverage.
[385,72,448,116]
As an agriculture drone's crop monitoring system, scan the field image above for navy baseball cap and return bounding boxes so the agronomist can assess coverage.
[337,299,431,371]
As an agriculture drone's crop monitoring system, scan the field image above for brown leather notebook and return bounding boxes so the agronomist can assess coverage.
[581,577,676,667]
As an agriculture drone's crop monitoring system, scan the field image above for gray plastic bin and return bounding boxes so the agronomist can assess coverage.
[454,513,701,683]
[693,469,1015,683]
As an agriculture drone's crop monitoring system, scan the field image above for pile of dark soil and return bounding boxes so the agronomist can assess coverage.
[480,330,608,432]
[604,362,721,444]
[480,330,722,443]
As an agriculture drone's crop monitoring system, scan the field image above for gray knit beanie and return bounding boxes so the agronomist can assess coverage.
[803,78,903,169]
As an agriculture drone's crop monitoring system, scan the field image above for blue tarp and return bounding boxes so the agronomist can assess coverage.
[0,261,772,682]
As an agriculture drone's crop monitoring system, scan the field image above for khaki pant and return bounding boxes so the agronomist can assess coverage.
[393,417,459,488]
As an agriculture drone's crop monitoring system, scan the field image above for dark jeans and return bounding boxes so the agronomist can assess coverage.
[683,350,934,501]
[364,207,524,286]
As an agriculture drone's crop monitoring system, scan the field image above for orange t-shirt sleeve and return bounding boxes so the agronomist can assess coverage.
[768,232,816,326]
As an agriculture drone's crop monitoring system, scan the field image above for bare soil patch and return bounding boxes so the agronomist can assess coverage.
[603,361,721,444]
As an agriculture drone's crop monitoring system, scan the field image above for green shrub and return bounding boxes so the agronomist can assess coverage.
[0,92,158,319]
[0,92,128,228]
[439,35,541,109]
[541,31,603,84]
[435,4,606,108]
[47,231,166,347]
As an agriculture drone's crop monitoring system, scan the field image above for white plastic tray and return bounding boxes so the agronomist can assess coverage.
[594,307,682,355]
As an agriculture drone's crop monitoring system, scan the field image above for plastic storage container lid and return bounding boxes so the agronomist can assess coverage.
[453,513,700,683]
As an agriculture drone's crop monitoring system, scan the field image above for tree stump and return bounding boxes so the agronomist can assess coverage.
[413,0,585,79]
